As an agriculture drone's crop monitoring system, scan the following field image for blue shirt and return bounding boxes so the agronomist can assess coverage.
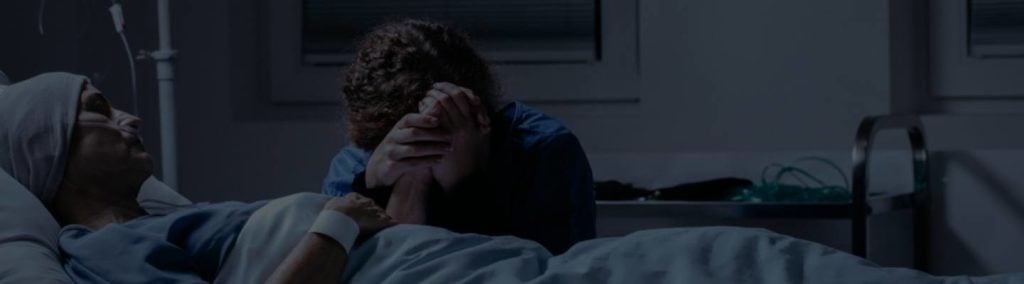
[322,102,595,254]
[59,201,267,283]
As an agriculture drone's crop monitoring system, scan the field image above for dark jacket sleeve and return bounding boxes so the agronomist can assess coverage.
[525,132,596,254]
[351,171,394,208]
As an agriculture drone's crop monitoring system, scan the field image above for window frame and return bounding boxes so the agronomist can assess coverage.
[261,0,640,104]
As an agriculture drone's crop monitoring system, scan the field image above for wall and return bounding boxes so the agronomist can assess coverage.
[917,0,1024,275]
[545,0,890,153]
[166,0,893,202]
[3,0,1024,276]
[0,0,161,151]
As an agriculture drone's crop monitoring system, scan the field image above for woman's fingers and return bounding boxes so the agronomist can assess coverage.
[432,83,475,121]
[394,113,440,130]
[373,113,450,186]
[420,82,490,133]
[427,89,463,128]
[432,83,477,123]
[419,95,441,116]
[477,111,490,127]
[388,142,450,160]
[383,154,442,175]
[390,127,451,144]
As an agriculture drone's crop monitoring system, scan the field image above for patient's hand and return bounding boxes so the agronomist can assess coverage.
[323,193,396,240]
[418,82,491,192]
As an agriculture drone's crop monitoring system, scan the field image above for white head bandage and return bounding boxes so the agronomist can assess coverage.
[0,72,88,205]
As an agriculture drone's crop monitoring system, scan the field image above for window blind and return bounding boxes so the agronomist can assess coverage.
[969,0,1024,57]
[302,0,599,64]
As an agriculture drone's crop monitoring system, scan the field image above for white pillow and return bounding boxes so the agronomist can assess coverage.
[137,176,193,215]
[0,169,72,283]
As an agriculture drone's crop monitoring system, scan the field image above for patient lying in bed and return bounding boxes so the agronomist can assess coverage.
[0,73,394,283]
[2,73,1021,283]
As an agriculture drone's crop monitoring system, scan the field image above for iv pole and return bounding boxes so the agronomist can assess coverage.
[151,0,179,189]
[51,0,180,189]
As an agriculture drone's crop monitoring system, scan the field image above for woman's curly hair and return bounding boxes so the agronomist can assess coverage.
[343,19,499,150]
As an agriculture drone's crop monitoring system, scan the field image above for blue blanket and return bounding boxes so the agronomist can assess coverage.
[344,225,1022,284]
[58,192,1024,283]
[60,201,267,283]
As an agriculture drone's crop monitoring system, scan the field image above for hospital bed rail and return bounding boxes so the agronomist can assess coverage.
[852,115,929,270]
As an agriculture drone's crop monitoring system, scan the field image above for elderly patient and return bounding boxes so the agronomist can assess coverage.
[0,73,391,283]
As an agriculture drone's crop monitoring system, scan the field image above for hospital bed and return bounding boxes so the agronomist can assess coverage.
[596,115,931,270]
[4,108,1019,283]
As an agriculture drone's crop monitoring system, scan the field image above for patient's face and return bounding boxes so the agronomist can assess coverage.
[63,83,153,191]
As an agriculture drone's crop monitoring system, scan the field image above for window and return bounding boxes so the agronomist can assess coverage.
[301,0,600,64]
[969,0,1024,57]
[931,0,1024,98]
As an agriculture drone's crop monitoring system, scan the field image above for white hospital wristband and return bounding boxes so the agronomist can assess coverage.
[309,210,361,253]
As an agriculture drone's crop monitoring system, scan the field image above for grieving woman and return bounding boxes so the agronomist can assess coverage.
[322,19,596,254]
[0,73,393,283]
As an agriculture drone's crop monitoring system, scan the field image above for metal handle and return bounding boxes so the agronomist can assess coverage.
[850,115,930,270]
